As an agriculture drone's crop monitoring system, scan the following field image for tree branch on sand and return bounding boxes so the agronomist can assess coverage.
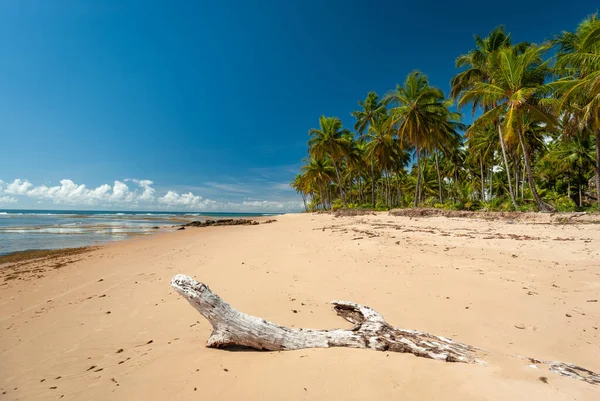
[171,274,599,386]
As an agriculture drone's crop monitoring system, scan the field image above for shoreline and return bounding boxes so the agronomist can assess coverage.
[0,246,95,265]
[0,214,282,258]
[1,212,598,400]
[2,209,599,266]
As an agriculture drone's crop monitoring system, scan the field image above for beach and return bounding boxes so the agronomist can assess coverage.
[1,212,599,400]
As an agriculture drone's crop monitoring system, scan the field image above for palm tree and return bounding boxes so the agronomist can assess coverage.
[300,157,335,210]
[451,26,513,100]
[308,116,351,207]
[351,92,387,135]
[385,71,452,207]
[452,27,523,209]
[364,117,398,207]
[352,92,387,206]
[290,174,309,212]
[346,138,367,204]
[467,125,497,201]
[460,44,557,212]
[428,105,465,203]
[545,132,595,207]
[553,13,600,206]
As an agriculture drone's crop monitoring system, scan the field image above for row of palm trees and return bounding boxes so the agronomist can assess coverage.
[291,14,600,212]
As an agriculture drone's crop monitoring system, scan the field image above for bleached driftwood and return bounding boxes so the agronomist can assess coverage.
[171,274,599,385]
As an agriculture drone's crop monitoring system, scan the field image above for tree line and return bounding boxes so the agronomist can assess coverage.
[291,14,600,213]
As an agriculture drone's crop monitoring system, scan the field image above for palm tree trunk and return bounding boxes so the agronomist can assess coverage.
[318,185,325,210]
[396,168,403,207]
[301,192,308,212]
[435,151,443,203]
[370,160,376,207]
[516,128,555,212]
[331,160,347,207]
[347,177,351,204]
[385,169,391,208]
[480,158,485,202]
[414,145,421,208]
[514,161,519,200]
[521,163,525,200]
[498,124,518,209]
[489,167,493,200]
[519,161,523,200]
[357,171,362,205]
[596,132,600,208]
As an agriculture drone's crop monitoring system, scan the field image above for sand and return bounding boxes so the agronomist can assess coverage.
[0,213,599,400]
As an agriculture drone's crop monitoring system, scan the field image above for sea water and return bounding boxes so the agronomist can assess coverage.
[0,209,274,255]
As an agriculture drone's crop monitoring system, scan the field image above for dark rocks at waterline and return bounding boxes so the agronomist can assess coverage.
[262,219,277,224]
[183,219,259,228]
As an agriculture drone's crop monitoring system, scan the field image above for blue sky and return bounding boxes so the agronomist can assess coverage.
[0,1,596,211]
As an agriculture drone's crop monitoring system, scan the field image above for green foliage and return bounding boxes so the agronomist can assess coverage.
[331,199,344,211]
[545,191,578,212]
[481,197,515,211]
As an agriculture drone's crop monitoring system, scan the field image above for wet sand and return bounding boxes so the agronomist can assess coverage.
[0,212,599,400]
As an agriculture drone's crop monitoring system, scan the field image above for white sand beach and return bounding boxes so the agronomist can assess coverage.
[1,212,599,400]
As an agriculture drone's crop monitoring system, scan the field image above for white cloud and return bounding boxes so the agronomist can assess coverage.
[0,177,302,212]
[4,178,143,206]
[159,191,211,208]
[128,179,155,201]
[0,195,17,204]
[5,179,33,195]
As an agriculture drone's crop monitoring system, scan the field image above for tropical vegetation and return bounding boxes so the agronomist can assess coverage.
[291,14,600,212]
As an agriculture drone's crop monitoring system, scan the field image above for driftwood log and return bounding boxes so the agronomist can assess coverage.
[171,274,600,385]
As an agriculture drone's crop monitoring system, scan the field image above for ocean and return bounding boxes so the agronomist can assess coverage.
[0,209,276,256]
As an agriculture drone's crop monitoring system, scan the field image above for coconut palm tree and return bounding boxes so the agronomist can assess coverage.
[290,174,310,212]
[545,132,595,207]
[452,26,520,209]
[428,106,465,203]
[351,92,387,135]
[345,138,367,204]
[300,157,335,210]
[352,92,387,206]
[467,125,498,201]
[552,13,600,206]
[308,116,351,206]
[364,117,397,207]
[385,71,452,207]
[460,44,557,212]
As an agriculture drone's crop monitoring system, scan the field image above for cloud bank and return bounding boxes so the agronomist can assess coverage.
[0,178,302,212]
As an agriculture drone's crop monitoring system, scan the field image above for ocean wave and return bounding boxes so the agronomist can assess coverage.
[23,213,60,216]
